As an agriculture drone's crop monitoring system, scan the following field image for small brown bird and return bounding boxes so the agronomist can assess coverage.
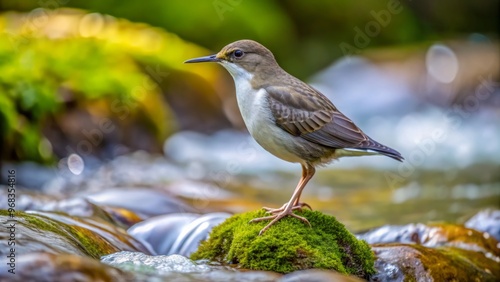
[185,40,403,235]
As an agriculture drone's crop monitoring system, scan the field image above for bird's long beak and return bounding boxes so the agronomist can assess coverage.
[184,54,219,63]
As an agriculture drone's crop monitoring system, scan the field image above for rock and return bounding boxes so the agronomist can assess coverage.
[0,210,151,259]
[190,210,375,278]
[371,243,500,282]
[0,252,141,281]
[34,211,153,254]
[465,209,500,242]
[358,223,500,257]
[128,212,231,256]
[358,222,500,281]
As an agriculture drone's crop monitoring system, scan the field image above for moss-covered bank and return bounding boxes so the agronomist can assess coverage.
[191,209,375,278]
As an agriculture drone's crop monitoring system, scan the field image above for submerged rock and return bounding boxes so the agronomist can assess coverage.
[359,222,500,281]
[371,244,499,282]
[0,252,141,281]
[358,222,500,257]
[191,210,375,278]
[0,210,150,259]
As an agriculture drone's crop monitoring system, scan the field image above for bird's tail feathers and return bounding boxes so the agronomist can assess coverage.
[357,138,404,162]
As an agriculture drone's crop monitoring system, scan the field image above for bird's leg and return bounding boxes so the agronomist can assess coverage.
[251,164,316,235]
[262,164,312,214]
[292,163,313,210]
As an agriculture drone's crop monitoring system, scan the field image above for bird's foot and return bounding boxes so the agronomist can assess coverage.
[250,207,311,235]
[262,202,312,214]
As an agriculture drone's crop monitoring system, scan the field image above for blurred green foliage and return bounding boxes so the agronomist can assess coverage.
[0,33,157,162]
[0,10,222,162]
[1,0,497,78]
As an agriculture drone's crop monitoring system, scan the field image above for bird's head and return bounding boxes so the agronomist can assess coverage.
[185,40,279,79]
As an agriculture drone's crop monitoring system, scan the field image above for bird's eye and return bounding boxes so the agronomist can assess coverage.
[233,49,244,58]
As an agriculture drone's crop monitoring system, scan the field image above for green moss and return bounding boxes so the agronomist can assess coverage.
[191,209,375,278]
[435,246,500,280]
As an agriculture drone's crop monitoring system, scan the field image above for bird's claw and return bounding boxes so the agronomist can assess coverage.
[296,202,312,210]
[250,207,311,235]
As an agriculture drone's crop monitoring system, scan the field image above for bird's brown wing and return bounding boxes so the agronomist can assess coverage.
[265,85,369,149]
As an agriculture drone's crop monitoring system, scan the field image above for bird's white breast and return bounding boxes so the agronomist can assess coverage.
[221,62,304,163]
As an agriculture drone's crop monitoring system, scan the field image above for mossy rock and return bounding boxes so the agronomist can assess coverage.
[372,243,500,281]
[191,209,375,278]
[0,210,144,259]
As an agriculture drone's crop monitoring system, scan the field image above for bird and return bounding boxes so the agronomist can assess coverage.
[185,39,403,235]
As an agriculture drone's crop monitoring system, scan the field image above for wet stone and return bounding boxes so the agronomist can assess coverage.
[0,211,150,259]
[0,252,142,282]
[370,243,500,282]
[358,222,500,257]
[359,221,500,281]
[30,210,153,255]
